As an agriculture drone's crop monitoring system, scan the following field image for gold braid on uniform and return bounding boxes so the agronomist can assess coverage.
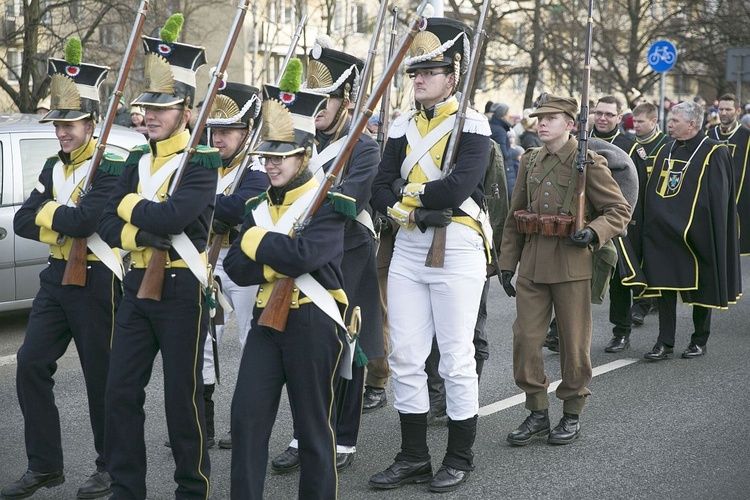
[330,82,351,139]
[451,53,461,94]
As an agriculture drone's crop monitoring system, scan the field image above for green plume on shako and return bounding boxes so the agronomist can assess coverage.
[279,57,303,93]
[160,13,184,43]
[64,37,82,66]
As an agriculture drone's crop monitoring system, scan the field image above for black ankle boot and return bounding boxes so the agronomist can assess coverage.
[429,415,477,492]
[548,412,580,445]
[369,412,432,489]
[507,409,550,446]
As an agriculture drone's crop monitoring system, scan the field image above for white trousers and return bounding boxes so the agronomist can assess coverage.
[203,247,258,384]
[387,223,485,420]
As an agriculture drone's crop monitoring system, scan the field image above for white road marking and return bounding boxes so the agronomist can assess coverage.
[0,354,17,368]
[478,358,639,417]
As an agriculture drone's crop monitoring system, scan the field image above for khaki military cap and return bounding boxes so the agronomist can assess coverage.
[529,93,578,120]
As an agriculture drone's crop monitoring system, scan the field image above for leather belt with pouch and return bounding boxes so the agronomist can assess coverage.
[514,210,575,237]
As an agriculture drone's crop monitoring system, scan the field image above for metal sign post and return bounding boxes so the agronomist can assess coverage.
[647,40,677,131]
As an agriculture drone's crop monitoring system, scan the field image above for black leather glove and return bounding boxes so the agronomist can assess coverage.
[501,270,516,297]
[391,178,407,198]
[212,218,233,235]
[135,230,171,250]
[413,208,452,233]
[374,214,393,235]
[570,227,599,248]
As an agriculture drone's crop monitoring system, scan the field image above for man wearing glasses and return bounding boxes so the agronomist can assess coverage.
[97,25,219,499]
[588,95,648,354]
[370,17,490,493]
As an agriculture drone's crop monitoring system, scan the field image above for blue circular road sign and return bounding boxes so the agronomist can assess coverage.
[647,40,677,73]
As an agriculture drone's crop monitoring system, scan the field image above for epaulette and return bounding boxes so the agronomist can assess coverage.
[244,191,268,216]
[192,145,222,170]
[463,108,491,136]
[98,153,126,176]
[326,191,357,219]
[388,110,417,139]
[42,154,59,170]
[124,144,150,168]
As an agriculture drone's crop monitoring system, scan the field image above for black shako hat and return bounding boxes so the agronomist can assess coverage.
[40,59,109,123]
[306,39,364,100]
[131,36,206,108]
[404,17,472,74]
[206,81,261,130]
[252,84,328,156]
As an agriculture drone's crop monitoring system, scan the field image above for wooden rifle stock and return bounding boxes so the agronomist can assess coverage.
[258,0,431,331]
[137,0,252,300]
[574,0,595,233]
[425,0,491,268]
[62,0,150,286]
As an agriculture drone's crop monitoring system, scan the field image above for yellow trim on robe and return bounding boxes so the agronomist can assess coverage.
[39,227,61,245]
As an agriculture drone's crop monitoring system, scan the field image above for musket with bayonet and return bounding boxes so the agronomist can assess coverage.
[206,14,308,271]
[257,0,432,332]
[62,0,150,286]
[574,0,595,232]
[424,0,491,268]
[376,6,399,154]
[137,0,252,300]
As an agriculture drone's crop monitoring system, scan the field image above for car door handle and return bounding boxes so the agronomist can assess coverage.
[0,227,6,240]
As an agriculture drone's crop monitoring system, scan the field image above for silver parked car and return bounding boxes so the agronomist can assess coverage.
[0,113,145,312]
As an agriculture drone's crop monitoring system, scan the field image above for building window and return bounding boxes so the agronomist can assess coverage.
[69,0,81,18]
[5,0,21,19]
[6,49,22,82]
[351,4,366,34]
[100,25,117,47]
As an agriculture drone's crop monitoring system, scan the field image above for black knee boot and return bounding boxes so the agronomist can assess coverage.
[203,383,215,447]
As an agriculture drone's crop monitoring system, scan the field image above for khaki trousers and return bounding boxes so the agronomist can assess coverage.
[513,276,592,414]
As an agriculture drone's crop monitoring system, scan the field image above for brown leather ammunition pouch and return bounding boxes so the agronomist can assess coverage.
[514,210,538,234]
[554,214,575,237]
[539,214,557,237]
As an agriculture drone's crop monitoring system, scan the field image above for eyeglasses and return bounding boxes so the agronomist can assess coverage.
[594,111,618,118]
[408,69,451,80]
[258,155,298,166]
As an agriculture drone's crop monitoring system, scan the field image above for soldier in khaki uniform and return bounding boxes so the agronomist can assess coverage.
[499,94,631,445]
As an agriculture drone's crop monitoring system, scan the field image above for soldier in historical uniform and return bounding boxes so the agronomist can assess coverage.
[708,93,750,255]
[499,94,631,446]
[641,101,741,361]
[629,101,670,325]
[270,39,383,473]
[223,60,349,500]
[3,41,123,500]
[369,18,490,493]
[97,17,219,499]
[201,81,268,450]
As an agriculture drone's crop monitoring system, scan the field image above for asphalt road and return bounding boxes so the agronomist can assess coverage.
[1,260,750,499]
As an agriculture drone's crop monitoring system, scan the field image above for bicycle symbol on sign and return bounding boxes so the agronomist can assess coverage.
[648,46,675,66]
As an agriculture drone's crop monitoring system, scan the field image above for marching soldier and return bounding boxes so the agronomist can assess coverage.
[270,39,383,473]
[369,18,490,493]
[223,60,348,499]
[641,101,741,361]
[97,16,219,499]
[708,93,750,255]
[499,94,630,446]
[202,81,268,449]
[629,101,670,325]
[4,41,122,500]
[589,95,648,353]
